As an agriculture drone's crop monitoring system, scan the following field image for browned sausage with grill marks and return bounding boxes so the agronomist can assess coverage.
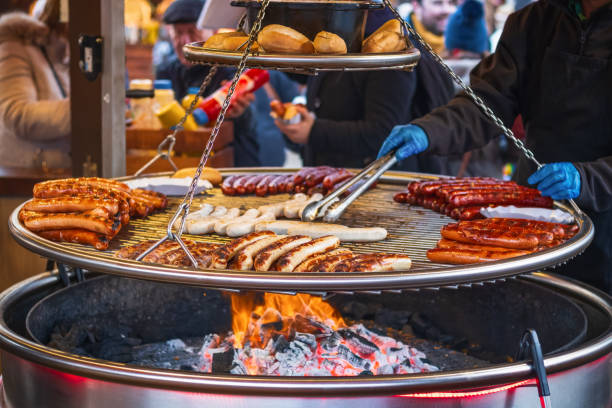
[38,229,112,250]
[253,235,311,271]
[272,236,340,272]
[211,231,277,269]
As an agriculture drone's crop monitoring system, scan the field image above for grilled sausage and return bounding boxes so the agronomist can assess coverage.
[417,178,498,195]
[253,235,311,271]
[449,192,553,208]
[436,238,534,253]
[214,208,260,235]
[257,194,308,218]
[225,211,276,237]
[115,240,158,259]
[304,167,335,187]
[141,241,182,263]
[351,254,412,272]
[33,177,130,196]
[255,175,275,197]
[294,167,319,185]
[272,236,340,272]
[211,231,277,269]
[435,182,519,199]
[24,196,120,215]
[426,247,531,264]
[332,254,381,272]
[221,175,240,195]
[254,220,388,242]
[229,235,288,270]
[22,209,120,236]
[441,223,552,249]
[131,189,168,209]
[38,229,112,250]
[393,191,409,203]
[323,169,352,190]
[458,218,568,239]
[232,175,252,195]
[293,248,352,272]
[307,251,355,272]
[244,175,266,194]
[284,193,323,219]
[188,208,240,235]
[161,241,221,267]
[268,175,287,195]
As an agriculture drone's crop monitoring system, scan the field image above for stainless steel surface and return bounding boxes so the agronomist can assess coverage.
[381,0,584,217]
[8,169,594,291]
[183,44,421,74]
[0,272,610,407]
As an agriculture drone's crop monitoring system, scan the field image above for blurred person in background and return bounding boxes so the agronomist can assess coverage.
[442,0,508,178]
[0,0,70,170]
[274,10,455,171]
[155,0,260,167]
[409,0,457,54]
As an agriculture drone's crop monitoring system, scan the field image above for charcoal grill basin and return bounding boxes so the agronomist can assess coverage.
[0,272,610,407]
[7,169,595,292]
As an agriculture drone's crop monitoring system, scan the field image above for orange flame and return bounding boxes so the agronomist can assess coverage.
[230,293,346,349]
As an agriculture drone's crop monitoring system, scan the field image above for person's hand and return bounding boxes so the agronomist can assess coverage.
[226,92,255,119]
[274,105,315,145]
[377,124,429,161]
[527,162,581,200]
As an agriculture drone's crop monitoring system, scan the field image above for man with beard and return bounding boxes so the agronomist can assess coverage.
[409,0,458,54]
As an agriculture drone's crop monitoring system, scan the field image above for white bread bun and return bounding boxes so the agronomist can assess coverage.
[362,19,407,53]
[313,31,347,54]
[257,24,314,54]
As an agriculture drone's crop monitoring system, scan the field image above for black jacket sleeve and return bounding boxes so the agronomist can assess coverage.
[307,70,417,159]
[412,12,526,155]
[575,158,612,212]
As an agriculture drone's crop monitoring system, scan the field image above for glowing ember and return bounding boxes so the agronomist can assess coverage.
[197,294,439,376]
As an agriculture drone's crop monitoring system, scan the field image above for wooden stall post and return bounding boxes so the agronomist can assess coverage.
[69,0,126,178]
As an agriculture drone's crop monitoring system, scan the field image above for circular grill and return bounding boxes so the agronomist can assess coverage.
[7,169,594,293]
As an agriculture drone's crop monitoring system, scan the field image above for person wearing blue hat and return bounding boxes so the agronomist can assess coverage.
[444,0,490,57]
[155,0,260,167]
[378,0,612,293]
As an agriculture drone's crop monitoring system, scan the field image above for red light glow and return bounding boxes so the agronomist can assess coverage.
[398,380,531,398]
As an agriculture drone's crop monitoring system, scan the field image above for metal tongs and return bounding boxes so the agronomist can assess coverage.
[301,152,397,223]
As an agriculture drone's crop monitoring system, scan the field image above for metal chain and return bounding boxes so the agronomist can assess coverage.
[382,0,582,215]
[137,0,273,266]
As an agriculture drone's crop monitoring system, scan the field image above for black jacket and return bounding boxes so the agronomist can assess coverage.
[413,0,612,291]
[155,57,260,167]
[302,49,455,171]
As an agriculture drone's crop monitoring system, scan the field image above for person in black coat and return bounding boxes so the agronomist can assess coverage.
[155,0,260,167]
[379,0,612,293]
[275,10,456,172]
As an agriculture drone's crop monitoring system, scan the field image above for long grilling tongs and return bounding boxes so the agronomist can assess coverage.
[301,153,398,223]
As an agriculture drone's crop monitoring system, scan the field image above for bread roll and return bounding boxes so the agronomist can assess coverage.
[172,167,222,186]
[362,19,407,53]
[204,32,244,49]
[257,24,314,54]
[313,31,347,54]
[204,32,259,51]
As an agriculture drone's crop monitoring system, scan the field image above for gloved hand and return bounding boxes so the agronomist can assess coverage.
[377,124,429,161]
[527,162,581,200]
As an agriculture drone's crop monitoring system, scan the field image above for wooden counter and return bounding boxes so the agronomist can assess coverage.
[0,167,71,293]
[125,122,234,175]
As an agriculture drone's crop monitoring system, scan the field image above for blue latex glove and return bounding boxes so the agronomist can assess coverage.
[377,124,429,161]
[527,162,581,200]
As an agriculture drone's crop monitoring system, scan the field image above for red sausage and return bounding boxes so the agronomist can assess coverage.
[323,169,353,190]
[221,175,239,195]
[244,175,266,194]
[255,175,274,197]
[232,175,252,195]
[268,175,286,195]
[305,167,336,187]
[394,191,409,203]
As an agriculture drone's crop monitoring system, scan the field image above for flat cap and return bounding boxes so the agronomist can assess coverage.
[162,0,206,24]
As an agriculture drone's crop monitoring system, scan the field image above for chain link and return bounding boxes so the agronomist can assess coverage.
[166,0,272,257]
[382,0,583,215]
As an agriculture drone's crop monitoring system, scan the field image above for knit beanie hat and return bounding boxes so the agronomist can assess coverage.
[444,0,489,54]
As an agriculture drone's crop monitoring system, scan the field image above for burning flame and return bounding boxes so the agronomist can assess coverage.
[230,293,346,349]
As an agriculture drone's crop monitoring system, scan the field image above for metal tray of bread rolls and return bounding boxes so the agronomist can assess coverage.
[8,169,594,293]
[183,44,421,74]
